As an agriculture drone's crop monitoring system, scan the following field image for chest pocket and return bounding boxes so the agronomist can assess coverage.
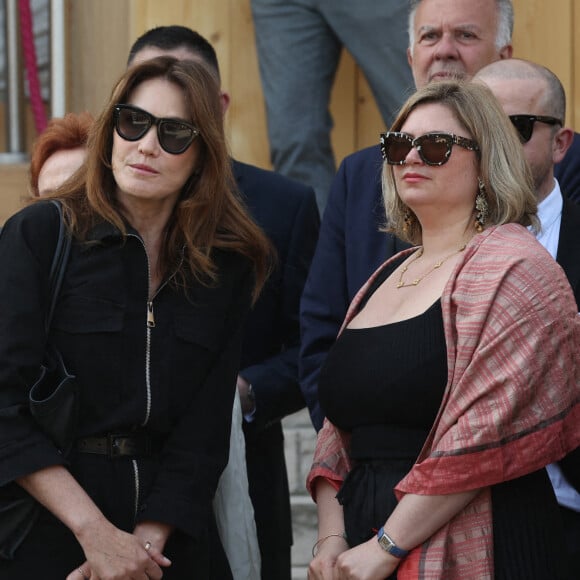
[173,309,225,353]
[52,296,125,333]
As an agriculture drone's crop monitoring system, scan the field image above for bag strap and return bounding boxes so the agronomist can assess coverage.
[45,200,72,333]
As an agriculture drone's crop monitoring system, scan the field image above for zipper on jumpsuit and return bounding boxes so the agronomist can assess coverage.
[126,233,172,521]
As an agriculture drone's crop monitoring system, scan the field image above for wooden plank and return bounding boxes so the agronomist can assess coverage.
[67,0,130,114]
[354,71,385,156]
[0,164,29,225]
[512,0,574,127]
[229,0,270,167]
[330,51,357,169]
[184,0,232,142]
[129,0,189,35]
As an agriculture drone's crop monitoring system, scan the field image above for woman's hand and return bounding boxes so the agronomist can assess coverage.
[308,534,349,580]
[334,537,399,580]
[66,516,165,580]
[17,466,172,579]
[133,520,174,569]
[334,537,400,580]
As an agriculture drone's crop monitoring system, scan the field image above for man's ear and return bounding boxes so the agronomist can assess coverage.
[407,46,413,69]
[220,91,231,115]
[553,126,574,164]
[498,44,513,60]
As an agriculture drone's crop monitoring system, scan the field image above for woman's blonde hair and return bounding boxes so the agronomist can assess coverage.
[42,56,271,300]
[382,80,538,245]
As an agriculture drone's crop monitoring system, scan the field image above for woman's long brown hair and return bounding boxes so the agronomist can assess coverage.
[43,57,272,301]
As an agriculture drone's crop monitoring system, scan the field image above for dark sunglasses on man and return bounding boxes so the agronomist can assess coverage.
[509,114,563,143]
[380,131,480,166]
[114,104,200,154]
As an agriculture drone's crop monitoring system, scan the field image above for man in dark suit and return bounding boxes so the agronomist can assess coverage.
[299,0,580,432]
[476,58,580,572]
[128,27,320,579]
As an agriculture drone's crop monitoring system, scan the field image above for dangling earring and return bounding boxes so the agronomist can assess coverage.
[475,177,489,232]
[403,209,414,235]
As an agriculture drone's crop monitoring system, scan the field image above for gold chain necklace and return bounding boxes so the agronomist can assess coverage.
[397,244,467,289]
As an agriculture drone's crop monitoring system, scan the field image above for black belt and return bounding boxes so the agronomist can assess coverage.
[76,433,161,458]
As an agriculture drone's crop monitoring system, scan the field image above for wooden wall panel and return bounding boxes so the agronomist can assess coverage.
[228,0,269,166]
[67,0,129,114]
[329,52,358,168]
[355,72,386,152]
[512,0,574,126]
[0,163,29,224]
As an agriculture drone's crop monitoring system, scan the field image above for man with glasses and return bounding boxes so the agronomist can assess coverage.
[299,0,580,432]
[475,58,580,572]
[128,26,320,580]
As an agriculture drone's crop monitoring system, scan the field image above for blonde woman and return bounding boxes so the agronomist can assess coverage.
[307,81,580,580]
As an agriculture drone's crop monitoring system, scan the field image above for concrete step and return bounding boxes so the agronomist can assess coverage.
[290,495,317,569]
[283,409,319,578]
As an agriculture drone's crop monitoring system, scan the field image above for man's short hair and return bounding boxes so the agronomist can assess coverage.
[127,25,221,80]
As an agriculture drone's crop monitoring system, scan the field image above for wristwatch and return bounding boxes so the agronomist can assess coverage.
[377,527,409,559]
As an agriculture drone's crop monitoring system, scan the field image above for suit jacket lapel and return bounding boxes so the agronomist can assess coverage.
[556,197,580,306]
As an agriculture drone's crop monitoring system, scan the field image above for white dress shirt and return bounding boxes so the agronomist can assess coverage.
[533,179,580,512]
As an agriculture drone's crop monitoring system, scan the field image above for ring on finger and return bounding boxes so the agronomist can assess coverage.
[144,541,152,552]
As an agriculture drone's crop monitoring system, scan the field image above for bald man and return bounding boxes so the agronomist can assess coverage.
[476,58,580,571]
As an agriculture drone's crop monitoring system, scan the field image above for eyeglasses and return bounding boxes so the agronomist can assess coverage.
[380,132,479,166]
[508,115,562,143]
[113,104,200,154]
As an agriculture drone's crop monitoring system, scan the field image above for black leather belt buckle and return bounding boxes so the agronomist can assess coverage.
[109,433,150,457]
[77,433,153,458]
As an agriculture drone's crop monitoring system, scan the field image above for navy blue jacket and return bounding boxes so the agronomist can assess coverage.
[556,197,580,492]
[299,139,580,431]
[557,133,580,204]
[232,160,319,578]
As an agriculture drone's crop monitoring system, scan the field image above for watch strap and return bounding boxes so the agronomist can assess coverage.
[377,526,409,558]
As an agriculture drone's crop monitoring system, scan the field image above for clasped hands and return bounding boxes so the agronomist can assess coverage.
[308,534,400,580]
[66,519,172,580]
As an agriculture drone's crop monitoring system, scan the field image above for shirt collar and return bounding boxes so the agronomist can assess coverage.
[536,178,563,232]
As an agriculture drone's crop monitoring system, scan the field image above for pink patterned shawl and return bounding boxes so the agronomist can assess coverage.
[307,224,580,579]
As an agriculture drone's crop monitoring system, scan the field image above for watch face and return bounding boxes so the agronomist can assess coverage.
[377,528,408,558]
[379,533,394,551]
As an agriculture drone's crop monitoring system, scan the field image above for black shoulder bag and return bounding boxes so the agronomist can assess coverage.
[29,200,77,453]
[0,200,77,560]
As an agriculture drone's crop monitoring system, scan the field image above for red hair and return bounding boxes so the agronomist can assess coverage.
[29,111,94,196]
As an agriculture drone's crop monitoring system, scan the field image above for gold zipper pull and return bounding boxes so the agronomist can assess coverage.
[147,302,155,328]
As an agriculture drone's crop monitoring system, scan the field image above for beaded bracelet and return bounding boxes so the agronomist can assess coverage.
[311,532,348,557]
